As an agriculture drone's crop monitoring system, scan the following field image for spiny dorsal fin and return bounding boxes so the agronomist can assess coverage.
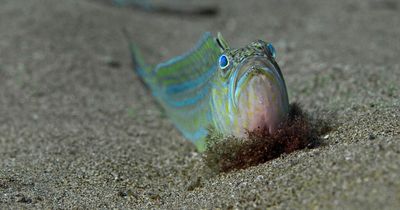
[216,32,230,50]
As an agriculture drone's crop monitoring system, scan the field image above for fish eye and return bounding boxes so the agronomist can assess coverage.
[266,43,276,59]
[219,54,229,70]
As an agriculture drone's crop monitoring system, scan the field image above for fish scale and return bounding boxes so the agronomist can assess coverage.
[130,32,222,151]
[129,32,289,151]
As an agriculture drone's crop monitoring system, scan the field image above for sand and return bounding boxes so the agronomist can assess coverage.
[0,0,399,209]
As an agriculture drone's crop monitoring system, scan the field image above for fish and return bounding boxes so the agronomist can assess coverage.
[128,32,289,152]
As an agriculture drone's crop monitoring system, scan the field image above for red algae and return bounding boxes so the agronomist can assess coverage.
[204,103,331,173]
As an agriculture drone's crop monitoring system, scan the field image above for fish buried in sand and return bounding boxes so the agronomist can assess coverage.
[129,32,289,152]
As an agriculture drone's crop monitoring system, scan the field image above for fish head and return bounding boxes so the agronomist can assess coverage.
[211,36,289,138]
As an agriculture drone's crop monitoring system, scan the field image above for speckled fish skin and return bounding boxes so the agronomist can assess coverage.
[129,32,289,152]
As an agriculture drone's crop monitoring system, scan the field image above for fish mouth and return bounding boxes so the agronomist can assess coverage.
[228,56,289,134]
[228,56,287,111]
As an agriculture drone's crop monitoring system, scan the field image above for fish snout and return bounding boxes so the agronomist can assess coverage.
[234,66,289,136]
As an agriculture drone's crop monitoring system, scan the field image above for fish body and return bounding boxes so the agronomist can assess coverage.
[129,32,289,151]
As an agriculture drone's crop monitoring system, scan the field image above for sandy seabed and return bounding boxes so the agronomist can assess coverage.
[0,0,399,209]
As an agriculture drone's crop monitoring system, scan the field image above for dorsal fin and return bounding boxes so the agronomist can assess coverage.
[216,32,230,50]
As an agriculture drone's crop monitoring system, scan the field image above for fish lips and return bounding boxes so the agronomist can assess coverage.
[228,56,290,134]
[229,56,288,112]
